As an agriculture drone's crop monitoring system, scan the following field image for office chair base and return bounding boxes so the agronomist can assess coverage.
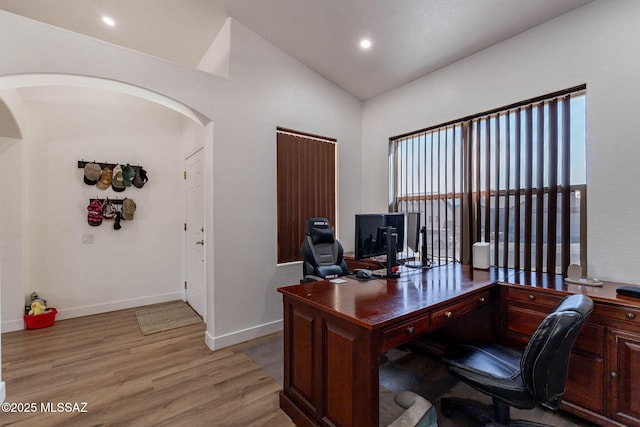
[441,397,555,427]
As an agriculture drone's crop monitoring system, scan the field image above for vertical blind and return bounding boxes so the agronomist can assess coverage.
[277,128,336,264]
[391,124,463,264]
[391,85,586,275]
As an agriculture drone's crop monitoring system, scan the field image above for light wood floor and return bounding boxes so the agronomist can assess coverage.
[1,304,295,427]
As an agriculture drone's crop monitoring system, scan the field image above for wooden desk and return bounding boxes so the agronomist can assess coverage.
[278,264,508,427]
[279,266,640,427]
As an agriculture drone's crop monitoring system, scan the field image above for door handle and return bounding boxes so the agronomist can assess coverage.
[196,240,204,245]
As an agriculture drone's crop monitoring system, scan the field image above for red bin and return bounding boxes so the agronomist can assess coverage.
[24,308,57,329]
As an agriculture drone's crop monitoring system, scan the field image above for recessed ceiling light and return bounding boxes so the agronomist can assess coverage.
[360,39,372,49]
[102,16,116,27]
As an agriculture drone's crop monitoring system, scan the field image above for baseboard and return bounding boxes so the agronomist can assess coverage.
[55,292,183,320]
[205,319,283,351]
[1,292,183,332]
[1,318,25,333]
[0,381,5,404]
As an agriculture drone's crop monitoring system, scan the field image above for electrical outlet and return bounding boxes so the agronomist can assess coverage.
[82,234,95,244]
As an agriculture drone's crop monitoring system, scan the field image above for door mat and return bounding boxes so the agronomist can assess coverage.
[135,301,202,335]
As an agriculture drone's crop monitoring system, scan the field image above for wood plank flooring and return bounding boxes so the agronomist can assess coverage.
[1,304,294,427]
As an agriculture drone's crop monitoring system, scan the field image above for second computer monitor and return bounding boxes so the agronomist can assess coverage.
[406,212,421,253]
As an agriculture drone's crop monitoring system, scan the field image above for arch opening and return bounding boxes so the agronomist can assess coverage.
[0,73,211,126]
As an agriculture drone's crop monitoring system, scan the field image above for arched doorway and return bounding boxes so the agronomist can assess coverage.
[0,74,214,337]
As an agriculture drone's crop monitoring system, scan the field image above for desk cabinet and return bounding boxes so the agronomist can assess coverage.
[281,296,378,427]
[500,286,640,427]
[608,327,640,425]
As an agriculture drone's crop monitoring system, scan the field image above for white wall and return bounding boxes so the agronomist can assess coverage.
[362,0,640,283]
[202,20,362,346]
[0,137,24,331]
[0,11,362,350]
[0,89,26,332]
[197,18,230,79]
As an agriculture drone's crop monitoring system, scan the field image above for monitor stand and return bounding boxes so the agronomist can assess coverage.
[405,226,431,269]
[405,259,424,268]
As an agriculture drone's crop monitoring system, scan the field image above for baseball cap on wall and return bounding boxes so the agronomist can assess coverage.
[102,199,116,220]
[96,168,113,190]
[83,163,102,185]
[87,199,103,226]
[133,167,149,188]
[122,198,136,220]
[122,164,135,187]
[111,165,125,192]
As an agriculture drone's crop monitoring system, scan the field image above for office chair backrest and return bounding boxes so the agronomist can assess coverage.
[301,217,349,279]
[520,294,593,409]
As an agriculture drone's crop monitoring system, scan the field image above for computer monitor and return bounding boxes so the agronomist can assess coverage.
[354,213,386,260]
[406,212,421,252]
[354,212,405,277]
[405,211,430,269]
[354,213,406,260]
[405,212,430,268]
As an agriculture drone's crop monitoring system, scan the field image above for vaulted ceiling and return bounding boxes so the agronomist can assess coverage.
[0,0,592,100]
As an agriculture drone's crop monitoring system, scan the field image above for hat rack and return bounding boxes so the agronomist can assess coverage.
[78,160,143,170]
[89,198,125,205]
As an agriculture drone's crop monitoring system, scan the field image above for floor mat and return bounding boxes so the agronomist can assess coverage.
[135,301,202,335]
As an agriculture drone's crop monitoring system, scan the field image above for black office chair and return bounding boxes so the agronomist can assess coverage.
[441,293,593,427]
[300,217,349,282]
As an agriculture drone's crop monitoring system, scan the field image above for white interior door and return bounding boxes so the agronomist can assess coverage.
[185,149,206,317]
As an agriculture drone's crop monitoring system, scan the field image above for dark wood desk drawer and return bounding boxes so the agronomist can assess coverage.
[431,290,491,329]
[381,312,431,352]
[503,287,561,308]
[382,313,431,353]
[597,304,640,327]
[506,304,605,356]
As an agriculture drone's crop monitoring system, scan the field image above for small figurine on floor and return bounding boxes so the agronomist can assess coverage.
[27,292,47,316]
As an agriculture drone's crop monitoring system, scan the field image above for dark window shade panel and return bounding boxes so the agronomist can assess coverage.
[513,108,522,270]
[524,105,534,271]
[560,96,572,273]
[535,105,545,273]
[277,131,336,264]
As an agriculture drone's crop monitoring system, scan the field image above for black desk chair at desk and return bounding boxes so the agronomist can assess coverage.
[300,217,349,283]
[441,293,593,427]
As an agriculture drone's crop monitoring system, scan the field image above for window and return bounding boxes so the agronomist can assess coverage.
[390,85,586,275]
[276,128,336,264]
